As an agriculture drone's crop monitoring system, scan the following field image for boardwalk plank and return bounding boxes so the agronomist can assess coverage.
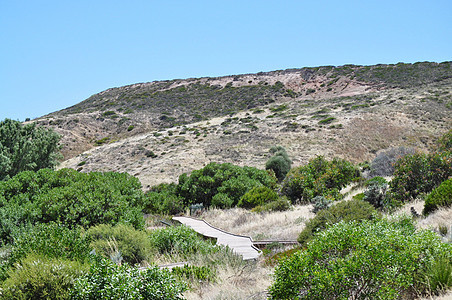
[172,216,261,260]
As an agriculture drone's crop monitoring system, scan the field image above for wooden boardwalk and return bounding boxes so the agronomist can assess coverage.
[172,216,261,260]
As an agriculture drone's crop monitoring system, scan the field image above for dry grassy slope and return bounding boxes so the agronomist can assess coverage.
[57,77,452,189]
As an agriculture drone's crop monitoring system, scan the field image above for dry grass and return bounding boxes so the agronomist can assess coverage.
[184,261,272,300]
[200,205,315,241]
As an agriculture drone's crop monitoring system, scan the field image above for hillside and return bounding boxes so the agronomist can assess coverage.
[35,62,452,189]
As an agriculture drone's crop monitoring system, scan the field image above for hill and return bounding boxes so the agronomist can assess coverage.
[35,62,452,189]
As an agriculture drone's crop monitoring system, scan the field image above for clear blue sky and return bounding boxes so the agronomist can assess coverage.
[1,0,451,121]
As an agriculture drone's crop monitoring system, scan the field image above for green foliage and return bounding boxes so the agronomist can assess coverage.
[436,129,452,153]
[297,199,377,246]
[271,217,452,299]
[423,178,452,215]
[171,264,215,284]
[71,257,186,300]
[149,225,217,256]
[86,224,152,265]
[265,146,292,181]
[1,253,89,300]
[178,162,277,208]
[282,156,359,203]
[363,176,390,210]
[144,183,184,215]
[211,193,234,208]
[238,186,278,209]
[318,116,335,124]
[7,223,91,267]
[0,169,145,244]
[310,195,333,213]
[0,118,61,181]
[389,152,451,203]
[421,255,452,295]
[252,197,291,213]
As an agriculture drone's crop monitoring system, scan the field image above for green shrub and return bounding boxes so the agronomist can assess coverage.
[171,265,215,284]
[4,223,91,278]
[71,257,186,300]
[178,162,277,207]
[363,177,391,210]
[144,183,184,215]
[423,178,452,215]
[149,225,216,256]
[1,253,89,300]
[297,199,377,246]
[127,125,135,131]
[282,156,359,203]
[310,195,333,213]
[270,217,452,299]
[86,223,152,265]
[389,152,451,203]
[211,193,234,208]
[252,197,291,212]
[436,129,452,153]
[0,169,145,244]
[238,186,278,209]
[0,118,61,181]
[265,146,292,181]
[421,255,452,295]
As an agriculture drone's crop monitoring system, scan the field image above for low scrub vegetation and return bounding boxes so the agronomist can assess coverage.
[271,217,452,299]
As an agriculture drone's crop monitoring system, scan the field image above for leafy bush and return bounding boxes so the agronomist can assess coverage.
[1,253,88,300]
[282,156,359,203]
[297,199,377,246]
[211,193,234,208]
[0,169,145,244]
[271,217,452,299]
[171,264,215,284]
[86,223,153,265]
[238,186,278,209]
[144,183,184,215]
[2,223,91,281]
[363,176,390,210]
[149,225,216,256]
[369,146,415,177]
[178,162,277,207]
[423,178,452,215]
[0,118,61,181]
[265,146,292,181]
[71,257,186,300]
[310,195,333,213]
[252,197,291,213]
[389,152,451,203]
[436,129,452,153]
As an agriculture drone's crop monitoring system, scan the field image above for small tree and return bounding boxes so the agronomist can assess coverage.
[265,146,292,181]
[0,119,61,181]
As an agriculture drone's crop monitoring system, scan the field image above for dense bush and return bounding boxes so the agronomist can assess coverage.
[436,129,452,153]
[271,217,452,299]
[171,264,216,284]
[310,195,333,213]
[297,199,377,246]
[281,156,359,203]
[423,178,452,215]
[0,169,145,244]
[265,146,292,181]
[71,257,186,300]
[86,223,153,265]
[0,118,61,181]
[238,186,278,209]
[178,162,277,208]
[363,176,390,209]
[389,152,451,203]
[251,197,291,213]
[1,253,88,300]
[369,146,415,177]
[144,183,184,215]
[149,225,217,256]
[1,223,92,281]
